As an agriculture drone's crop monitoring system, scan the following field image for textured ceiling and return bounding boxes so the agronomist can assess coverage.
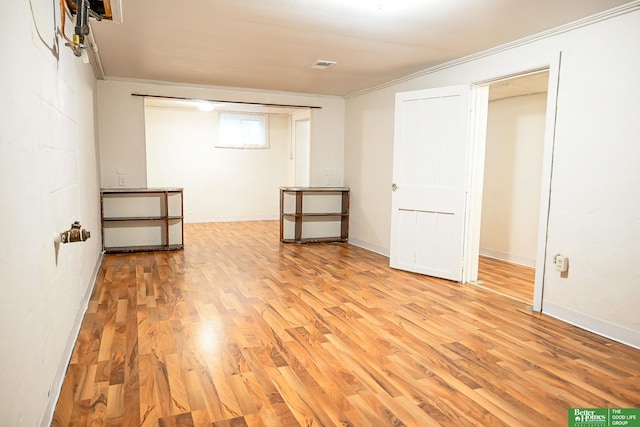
[89,0,632,96]
[489,71,549,101]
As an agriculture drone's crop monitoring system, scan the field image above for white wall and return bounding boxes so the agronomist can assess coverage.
[344,94,396,255]
[98,79,345,190]
[0,1,102,425]
[344,7,640,346]
[480,93,547,267]
[145,106,290,222]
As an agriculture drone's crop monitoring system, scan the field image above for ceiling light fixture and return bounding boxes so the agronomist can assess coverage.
[323,0,424,14]
[197,101,215,112]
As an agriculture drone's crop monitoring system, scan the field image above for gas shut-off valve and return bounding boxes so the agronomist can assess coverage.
[60,221,91,243]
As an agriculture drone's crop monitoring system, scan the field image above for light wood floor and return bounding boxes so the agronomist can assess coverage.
[477,256,535,303]
[52,221,640,426]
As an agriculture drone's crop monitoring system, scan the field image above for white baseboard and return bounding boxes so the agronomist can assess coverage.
[187,215,279,223]
[348,237,390,257]
[479,248,536,268]
[543,302,640,350]
[39,252,104,427]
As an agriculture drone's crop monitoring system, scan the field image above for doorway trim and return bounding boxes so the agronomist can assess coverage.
[464,52,562,312]
[291,109,311,187]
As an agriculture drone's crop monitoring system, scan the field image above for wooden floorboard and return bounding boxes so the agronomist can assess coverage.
[477,256,535,303]
[52,221,640,426]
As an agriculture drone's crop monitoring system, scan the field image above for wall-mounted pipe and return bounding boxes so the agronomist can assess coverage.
[63,0,104,57]
[72,0,89,56]
[60,221,91,243]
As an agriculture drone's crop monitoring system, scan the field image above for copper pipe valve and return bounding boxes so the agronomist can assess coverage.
[60,221,91,243]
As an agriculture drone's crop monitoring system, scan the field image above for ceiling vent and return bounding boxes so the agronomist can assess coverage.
[309,60,337,70]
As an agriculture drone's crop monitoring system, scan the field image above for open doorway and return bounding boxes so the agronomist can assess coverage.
[291,110,311,187]
[474,71,549,304]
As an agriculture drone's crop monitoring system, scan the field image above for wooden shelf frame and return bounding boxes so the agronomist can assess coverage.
[279,186,350,244]
[100,188,184,253]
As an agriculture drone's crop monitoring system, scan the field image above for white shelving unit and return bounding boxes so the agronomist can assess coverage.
[100,188,184,253]
[279,187,350,243]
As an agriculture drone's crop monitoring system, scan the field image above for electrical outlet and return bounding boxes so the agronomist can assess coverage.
[554,254,568,272]
[118,176,126,186]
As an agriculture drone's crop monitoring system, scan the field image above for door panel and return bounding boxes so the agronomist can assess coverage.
[397,210,418,265]
[415,212,437,268]
[390,85,471,282]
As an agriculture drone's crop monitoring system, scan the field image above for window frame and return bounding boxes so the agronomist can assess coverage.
[216,111,270,149]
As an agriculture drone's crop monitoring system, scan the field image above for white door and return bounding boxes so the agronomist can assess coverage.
[390,85,472,282]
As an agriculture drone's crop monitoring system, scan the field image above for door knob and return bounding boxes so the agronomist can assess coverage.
[392,183,398,191]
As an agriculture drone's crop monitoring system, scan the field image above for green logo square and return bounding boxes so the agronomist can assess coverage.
[569,408,640,427]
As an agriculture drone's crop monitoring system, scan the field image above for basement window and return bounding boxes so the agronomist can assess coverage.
[217,112,269,149]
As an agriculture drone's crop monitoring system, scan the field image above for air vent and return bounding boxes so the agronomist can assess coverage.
[309,60,337,70]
